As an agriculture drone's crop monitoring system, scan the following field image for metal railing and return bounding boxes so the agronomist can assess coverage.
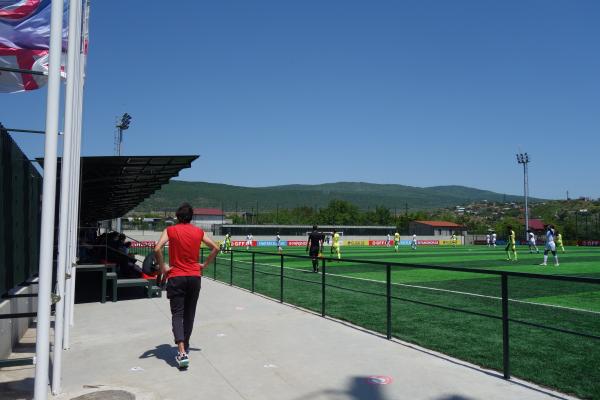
[200,247,600,395]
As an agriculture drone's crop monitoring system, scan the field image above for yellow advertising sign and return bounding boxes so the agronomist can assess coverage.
[345,240,370,246]
[439,240,462,246]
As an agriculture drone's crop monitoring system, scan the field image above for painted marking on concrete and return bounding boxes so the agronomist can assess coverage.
[366,375,392,385]
[216,333,226,337]
[129,366,144,372]
[235,306,245,311]
[263,364,278,368]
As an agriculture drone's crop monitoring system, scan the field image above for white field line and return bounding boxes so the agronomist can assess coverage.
[222,257,600,316]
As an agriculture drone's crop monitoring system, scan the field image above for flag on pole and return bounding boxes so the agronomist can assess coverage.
[0,0,69,92]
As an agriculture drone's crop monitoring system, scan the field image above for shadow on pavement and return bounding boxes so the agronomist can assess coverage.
[292,376,389,400]
[139,344,179,368]
[0,377,34,400]
[348,376,387,400]
[290,377,484,400]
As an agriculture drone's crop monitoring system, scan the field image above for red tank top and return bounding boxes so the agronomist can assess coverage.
[166,223,204,278]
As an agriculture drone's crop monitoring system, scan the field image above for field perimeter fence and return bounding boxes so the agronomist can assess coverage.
[201,247,600,399]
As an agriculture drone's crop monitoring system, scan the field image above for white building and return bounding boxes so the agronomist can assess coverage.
[192,208,232,231]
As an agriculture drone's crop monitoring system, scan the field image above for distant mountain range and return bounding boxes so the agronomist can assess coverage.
[134,180,542,212]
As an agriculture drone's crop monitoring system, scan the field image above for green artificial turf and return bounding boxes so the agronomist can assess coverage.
[201,244,600,399]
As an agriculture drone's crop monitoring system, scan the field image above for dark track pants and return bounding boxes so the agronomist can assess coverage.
[166,276,201,344]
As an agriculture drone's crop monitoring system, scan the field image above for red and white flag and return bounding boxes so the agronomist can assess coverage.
[0,0,71,93]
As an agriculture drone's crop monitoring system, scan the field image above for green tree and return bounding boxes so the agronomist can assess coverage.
[318,199,360,225]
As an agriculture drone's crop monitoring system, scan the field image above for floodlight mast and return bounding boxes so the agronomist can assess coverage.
[114,113,131,232]
[516,152,530,237]
[114,112,131,155]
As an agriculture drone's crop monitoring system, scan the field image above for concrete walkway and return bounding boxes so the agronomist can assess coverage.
[2,278,578,400]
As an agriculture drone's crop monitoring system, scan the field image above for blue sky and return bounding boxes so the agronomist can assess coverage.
[2,0,599,199]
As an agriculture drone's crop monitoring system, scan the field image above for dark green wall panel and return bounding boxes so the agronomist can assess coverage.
[1,128,41,296]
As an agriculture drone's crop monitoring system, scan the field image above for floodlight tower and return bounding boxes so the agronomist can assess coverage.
[516,152,530,237]
[114,113,132,232]
[114,113,132,155]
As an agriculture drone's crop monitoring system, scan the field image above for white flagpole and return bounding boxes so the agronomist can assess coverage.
[34,0,65,398]
[51,0,82,392]
[64,65,80,337]
[69,28,87,329]
[62,65,78,347]
[64,0,88,346]
[63,38,82,346]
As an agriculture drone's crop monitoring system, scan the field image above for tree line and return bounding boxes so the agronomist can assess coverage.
[230,199,600,240]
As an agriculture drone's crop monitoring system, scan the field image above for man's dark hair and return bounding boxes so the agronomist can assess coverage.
[312,225,318,231]
[176,203,194,223]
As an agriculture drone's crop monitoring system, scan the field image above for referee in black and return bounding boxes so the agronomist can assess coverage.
[306,225,324,272]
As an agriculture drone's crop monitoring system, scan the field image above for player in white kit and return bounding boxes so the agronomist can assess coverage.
[246,233,253,250]
[527,230,539,253]
[276,233,282,254]
[486,234,491,247]
[492,232,497,248]
[540,225,559,266]
[386,233,391,247]
[411,234,417,250]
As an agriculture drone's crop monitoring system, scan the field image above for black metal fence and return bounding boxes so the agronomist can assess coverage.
[200,248,600,398]
[0,127,42,297]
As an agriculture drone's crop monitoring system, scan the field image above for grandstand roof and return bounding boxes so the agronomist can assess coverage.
[193,208,224,216]
[414,220,464,227]
[39,155,198,222]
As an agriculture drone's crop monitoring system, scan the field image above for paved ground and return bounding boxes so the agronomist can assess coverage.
[1,278,579,400]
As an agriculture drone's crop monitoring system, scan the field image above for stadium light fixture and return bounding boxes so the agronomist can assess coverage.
[118,113,132,130]
[114,113,132,232]
[516,152,530,236]
[114,113,132,156]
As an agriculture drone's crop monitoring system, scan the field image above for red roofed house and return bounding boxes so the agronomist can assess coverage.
[409,220,466,236]
[192,208,232,231]
[521,218,545,234]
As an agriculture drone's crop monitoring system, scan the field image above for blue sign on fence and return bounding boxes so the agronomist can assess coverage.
[257,240,288,247]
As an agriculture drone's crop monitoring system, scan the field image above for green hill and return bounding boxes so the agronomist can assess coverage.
[134,180,541,212]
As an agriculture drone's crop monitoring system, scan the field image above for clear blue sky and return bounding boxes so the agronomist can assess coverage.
[3,0,599,199]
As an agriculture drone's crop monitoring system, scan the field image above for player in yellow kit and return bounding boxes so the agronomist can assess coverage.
[451,233,457,247]
[556,231,565,253]
[394,231,400,252]
[505,226,517,261]
[331,229,341,260]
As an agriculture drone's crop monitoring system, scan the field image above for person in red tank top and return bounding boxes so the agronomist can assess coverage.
[154,203,219,369]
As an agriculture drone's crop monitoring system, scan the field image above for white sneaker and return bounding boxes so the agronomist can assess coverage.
[176,352,189,369]
[554,263,559,266]
[539,263,547,266]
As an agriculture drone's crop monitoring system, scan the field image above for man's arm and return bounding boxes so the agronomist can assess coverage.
[306,235,311,252]
[154,229,170,276]
[201,234,220,268]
